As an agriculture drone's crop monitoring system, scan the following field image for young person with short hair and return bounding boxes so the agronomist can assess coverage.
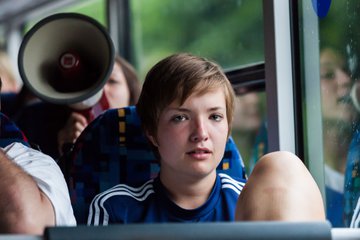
[88,53,325,225]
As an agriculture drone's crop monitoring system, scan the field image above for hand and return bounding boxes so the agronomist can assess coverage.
[351,81,360,112]
[57,112,88,155]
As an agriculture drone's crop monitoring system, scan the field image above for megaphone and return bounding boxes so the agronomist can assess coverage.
[18,12,115,119]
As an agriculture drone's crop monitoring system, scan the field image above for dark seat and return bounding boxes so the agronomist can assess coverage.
[63,105,246,224]
[0,93,17,118]
[0,112,30,148]
[14,102,71,159]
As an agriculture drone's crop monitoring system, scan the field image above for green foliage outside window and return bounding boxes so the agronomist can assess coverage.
[130,0,264,80]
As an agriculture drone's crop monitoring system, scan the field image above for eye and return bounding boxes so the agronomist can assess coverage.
[210,114,223,122]
[171,114,188,122]
[107,79,120,85]
[321,70,335,80]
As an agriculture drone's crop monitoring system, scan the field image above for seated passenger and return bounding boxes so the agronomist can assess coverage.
[0,78,76,234]
[57,55,141,155]
[320,47,360,227]
[88,53,325,225]
[15,54,141,159]
[0,51,36,118]
[232,90,263,174]
[0,51,19,94]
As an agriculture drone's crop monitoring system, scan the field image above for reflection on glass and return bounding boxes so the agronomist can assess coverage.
[231,89,266,175]
[297,0,360,229]
[319,47,359,227]
[317,0,360,227]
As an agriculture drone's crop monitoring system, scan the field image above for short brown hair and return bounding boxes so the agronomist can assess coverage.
[115,55,141,105]
[136,53,235,142]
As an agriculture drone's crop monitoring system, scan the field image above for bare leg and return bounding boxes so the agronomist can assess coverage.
[235,151,325,221]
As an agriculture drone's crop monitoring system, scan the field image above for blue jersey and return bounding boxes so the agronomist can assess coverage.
[88,173,246,225]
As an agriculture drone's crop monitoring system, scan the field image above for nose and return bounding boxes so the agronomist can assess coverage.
[336,68,352,97]
[190,119,209,142]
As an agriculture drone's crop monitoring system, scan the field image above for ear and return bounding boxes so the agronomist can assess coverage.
[146,130,159,147]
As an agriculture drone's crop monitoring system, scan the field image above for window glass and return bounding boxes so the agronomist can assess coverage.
[59,0,106,27]
[232,90,267,174]
[25,0,106,32]
[300,0,360,228]
[319,0,360,228]
[0,25,5,48]
[130,0,264,80]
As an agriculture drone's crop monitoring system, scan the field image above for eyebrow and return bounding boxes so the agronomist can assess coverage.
[167,106,226,113]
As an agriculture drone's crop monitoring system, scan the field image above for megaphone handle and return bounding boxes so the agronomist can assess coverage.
[74,92,109,122]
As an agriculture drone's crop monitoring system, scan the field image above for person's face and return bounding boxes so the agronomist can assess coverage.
[104,62,130,108]
[149,87,228,180]
[320,49,355,122]
[232,92,261,131]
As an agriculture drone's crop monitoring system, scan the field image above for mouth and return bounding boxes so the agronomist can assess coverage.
[187,148,212,160]
[338,95,352,104]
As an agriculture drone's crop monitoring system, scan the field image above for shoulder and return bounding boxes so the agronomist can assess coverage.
[3,142,56,165]
[91,179,155,206]
[3,142,29,152]
[88,179,156,225]
[3,142,58,167]
[218,173,246,195]
[3,143,76,226]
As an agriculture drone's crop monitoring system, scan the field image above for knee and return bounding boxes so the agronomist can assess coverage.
[235,151,325,221]
[250,151,320,194]
[252,151,308,181]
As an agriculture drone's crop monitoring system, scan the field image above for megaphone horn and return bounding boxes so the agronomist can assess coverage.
[18,12,115,107]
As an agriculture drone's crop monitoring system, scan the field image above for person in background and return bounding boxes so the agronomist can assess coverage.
[88,53,325,225]
[15,54,141,159]
[0,50,31,118]
[245,47,358,226]
[231,89,263,174]
[0,51,19,93]
[0,78,76,234]
[57,55,141,155]
[319,47,359,227]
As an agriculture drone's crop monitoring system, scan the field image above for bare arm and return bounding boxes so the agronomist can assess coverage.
[0,148,55,234]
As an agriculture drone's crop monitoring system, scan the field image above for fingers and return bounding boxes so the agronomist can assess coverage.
[69,112,88,127]
[66,112,88,137]
[57,112,89,154]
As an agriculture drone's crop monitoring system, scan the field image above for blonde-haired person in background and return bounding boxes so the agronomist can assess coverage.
[0,51,19,93]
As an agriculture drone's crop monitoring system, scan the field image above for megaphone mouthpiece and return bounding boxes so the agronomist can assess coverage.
[59,51,80,70]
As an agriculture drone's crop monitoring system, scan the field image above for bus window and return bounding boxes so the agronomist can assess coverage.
[297,0,360,228]
[129,0,264,80]
[25,0,107,32]
[232,89,266,174]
